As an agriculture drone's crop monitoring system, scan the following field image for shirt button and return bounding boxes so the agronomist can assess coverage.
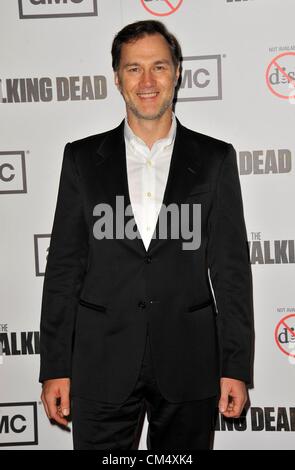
[145,256,152,264]
[146,159,152,167]
[146,226,151,231]
[138,301,146,309]
[146,192,152,197]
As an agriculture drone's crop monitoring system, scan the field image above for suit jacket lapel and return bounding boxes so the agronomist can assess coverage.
[148,118,202,253]
[94,120,146,254]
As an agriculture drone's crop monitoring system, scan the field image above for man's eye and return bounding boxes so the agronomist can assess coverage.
[155,66,165,71]
[129,68,139,72]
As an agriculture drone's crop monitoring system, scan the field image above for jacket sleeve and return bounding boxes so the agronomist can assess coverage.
[208,143,253,385]
[39,142,89,383]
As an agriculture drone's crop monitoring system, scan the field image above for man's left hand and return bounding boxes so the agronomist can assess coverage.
[218,377,248,418]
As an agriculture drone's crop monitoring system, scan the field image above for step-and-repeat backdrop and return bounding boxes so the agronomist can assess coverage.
[1,0,294,450]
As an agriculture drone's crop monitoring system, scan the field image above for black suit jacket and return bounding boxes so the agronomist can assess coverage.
[39,118,253,404]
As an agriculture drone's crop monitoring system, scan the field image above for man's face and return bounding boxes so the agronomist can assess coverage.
[115,33,180,121]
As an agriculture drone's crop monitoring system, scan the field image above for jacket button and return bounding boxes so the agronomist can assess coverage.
[145,256,152,263]
[138,301,146,309]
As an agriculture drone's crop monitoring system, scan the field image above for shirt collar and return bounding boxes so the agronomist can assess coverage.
[124,112,177,151]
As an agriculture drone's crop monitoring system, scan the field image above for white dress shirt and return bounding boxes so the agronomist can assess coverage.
[124,113,177,251]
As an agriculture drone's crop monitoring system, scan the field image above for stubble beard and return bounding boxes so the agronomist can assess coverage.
[125,94,174,121]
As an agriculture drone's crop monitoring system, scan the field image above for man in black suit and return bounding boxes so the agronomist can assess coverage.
[40,20,253,450]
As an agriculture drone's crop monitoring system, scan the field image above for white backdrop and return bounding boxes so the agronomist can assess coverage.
[1,0,294,450]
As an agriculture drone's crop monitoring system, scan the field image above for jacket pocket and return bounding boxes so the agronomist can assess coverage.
[187,183,212,197]
[78,298,107,313]
[187,298,213,313]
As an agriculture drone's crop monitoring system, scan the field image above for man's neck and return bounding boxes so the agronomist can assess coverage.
[126,110,173,149]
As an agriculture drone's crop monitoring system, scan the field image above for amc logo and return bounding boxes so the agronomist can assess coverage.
[0,402,38,447]
[18,0,98,19]
[0,151,27,194]
[177,55,222,102]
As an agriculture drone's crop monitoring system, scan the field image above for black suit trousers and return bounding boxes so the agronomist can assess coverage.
[72,325,217,450]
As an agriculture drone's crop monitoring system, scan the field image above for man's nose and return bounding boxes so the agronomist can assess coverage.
[140,70,156,88]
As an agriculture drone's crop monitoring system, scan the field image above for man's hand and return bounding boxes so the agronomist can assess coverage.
[41,378,71,427]
[218,377,247,418]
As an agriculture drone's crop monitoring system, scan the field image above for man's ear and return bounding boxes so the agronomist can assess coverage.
[175,65,180,86]
[114,72,121,91]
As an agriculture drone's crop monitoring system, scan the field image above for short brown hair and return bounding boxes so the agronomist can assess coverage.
[111,20,182,72]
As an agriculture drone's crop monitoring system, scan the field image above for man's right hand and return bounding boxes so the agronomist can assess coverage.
[41,378,71,427]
